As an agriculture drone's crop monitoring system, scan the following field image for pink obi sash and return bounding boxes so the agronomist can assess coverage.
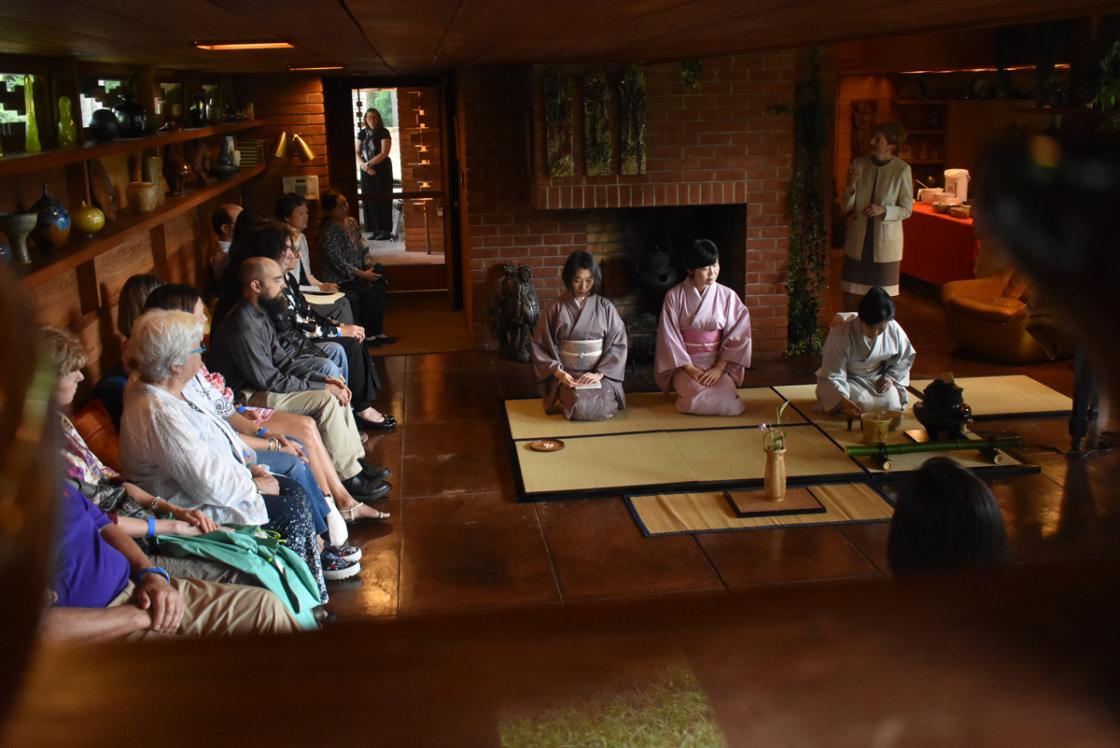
[682,328,721,354]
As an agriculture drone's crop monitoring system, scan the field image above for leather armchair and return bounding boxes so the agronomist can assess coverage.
[941,269,1068,363]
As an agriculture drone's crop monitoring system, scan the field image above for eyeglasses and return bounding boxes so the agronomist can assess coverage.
[189,344,207,355]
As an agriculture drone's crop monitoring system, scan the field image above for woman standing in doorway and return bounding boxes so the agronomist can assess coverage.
[355,107,394,241]
[839,122,913,312]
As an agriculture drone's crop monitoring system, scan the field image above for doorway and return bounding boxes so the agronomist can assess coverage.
[324,78,459,300]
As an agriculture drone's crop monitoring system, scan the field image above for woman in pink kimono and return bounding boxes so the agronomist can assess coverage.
[655,239,753,415]
[531,251,628,421]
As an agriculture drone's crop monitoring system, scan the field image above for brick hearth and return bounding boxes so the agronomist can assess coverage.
[456,52,795,358]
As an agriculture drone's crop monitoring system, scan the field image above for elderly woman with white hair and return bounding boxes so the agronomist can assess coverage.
[118,310,329,602]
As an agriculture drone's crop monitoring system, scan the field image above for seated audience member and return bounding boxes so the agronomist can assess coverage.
[209,202,243,285]
[142,287,367,563]
[93,273,165,428]
[41,326,262,588]
[816,286,916,418]
[212,208,270,329]
[118,310,334,600]
[276,192,354,324]
[317,189,393,344]
[654,239,752,416]
[229,223,353,383]
[44,484,299,642]
[887,457,1009,573]
[531,251,627,421]
[206,257,388,500]
[238,223,396,430]
[143,284,389,525]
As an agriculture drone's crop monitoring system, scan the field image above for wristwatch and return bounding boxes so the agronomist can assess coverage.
[135,567,172,585]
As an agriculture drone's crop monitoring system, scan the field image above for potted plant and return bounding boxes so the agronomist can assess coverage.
[760,401,791,501]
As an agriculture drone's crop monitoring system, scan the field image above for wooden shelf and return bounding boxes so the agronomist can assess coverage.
[908,159,947,165]
[907,129,946,134]
[894,99,952,105]
[16,164,266,289]
[0,120,266,178]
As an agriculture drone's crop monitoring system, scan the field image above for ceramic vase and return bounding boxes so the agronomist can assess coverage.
[89,109,118,142]
[212,135,240,180]
[113,94,146,138]
[0,213,38,264]
[126,182,159,213]
[57,96,78,147]
[143,155,168,204]
[763,447,787,502]
[72,202,106,236]
[30,185,70,251]
[23,74,41,153]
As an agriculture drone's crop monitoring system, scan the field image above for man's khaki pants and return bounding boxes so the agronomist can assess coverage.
[111,579,301,639]
[249,388,364,481]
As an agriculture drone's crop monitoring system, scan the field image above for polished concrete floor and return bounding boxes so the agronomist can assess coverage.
[330,283,1120,619]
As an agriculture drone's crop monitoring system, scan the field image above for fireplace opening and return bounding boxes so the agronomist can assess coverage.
[587,204,747,363]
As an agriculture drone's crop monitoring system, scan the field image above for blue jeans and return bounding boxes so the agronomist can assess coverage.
[256,450,328,537]
[315,342,349,381]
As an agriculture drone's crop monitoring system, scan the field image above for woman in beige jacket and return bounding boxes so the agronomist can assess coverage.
[840,122,913,311]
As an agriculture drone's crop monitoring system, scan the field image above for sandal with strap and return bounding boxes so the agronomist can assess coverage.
[340,504,390,523]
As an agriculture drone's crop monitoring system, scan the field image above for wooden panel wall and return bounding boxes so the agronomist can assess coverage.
[23,189,248,404]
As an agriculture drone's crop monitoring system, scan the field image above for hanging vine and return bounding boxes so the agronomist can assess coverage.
[680,59,703,92]
[785,47,828,356]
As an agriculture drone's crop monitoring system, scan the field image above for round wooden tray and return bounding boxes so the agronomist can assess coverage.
[527,439,565,452]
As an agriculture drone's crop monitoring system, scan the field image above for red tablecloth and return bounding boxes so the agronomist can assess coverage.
[900,203,979,285]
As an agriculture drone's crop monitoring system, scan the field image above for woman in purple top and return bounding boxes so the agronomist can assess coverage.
[655,239,753,416]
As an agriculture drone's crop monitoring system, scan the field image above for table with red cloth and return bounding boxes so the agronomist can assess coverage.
[900,202,980,285]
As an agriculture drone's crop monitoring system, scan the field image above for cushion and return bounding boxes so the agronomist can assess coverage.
[70,399,122,474]
[946,294,1028,323]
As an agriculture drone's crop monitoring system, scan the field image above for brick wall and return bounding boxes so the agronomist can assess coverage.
[457,52,796,358]
[398,86,446,252]
[237,75,330,219]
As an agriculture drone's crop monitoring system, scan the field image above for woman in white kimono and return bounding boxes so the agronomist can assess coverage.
[816,287,917,417]
[655,239,753,415]
[531,251,628,421]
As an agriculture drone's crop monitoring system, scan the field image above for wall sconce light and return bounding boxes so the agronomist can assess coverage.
[274,131,316,162]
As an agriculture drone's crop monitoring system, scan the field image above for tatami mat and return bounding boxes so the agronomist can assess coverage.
[625,483,894,537]
[909,375,1071,417]
[773,382,1030,475]
[515,431,695,495]
[514,424,864,499]
[504,387,803,441]
[667,426,863,483]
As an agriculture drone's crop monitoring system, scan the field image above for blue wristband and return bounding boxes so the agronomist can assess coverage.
[236,405,248,414]
[135,566,171,585]
[147,515,157,538]
[256,427,267,437]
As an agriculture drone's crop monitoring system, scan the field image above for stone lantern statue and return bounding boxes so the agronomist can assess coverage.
[490,263,540,362]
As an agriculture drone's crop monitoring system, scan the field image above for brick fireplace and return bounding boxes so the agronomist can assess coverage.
[456,51,795,359]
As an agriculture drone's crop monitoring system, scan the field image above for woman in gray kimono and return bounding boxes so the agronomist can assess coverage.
[531,251,628,421]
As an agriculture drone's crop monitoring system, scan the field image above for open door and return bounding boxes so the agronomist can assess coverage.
[324,77,460,307]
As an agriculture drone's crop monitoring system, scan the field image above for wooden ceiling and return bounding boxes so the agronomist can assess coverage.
[1,0,1117,74]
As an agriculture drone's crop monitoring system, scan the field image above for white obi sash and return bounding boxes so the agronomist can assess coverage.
[559,339,603,373]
